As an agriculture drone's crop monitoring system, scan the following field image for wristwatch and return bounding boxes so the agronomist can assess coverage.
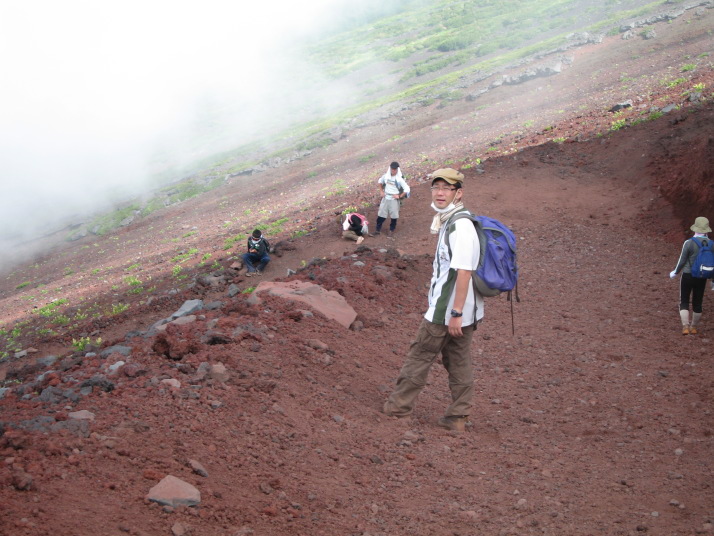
[450,309,463,318]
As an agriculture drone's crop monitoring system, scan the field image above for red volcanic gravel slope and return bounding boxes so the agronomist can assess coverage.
[1,11,713,536]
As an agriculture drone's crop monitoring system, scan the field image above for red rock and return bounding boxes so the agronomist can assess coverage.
[208,363,229,382]
[122,364,142,377]
[261,505,278,516]
[11,470,33,490]
[161,378,181,389]
[1,430,30,450]
[68,410,95,421]
[143,468,164,480]
[248,281,357,328]
[157,315,198,333]
[146,475,201,507]
[171,522,187,536]
[42,442,63,456]
[307,339,329,351]
[188,459,208,477]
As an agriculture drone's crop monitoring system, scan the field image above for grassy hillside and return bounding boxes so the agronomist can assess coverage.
[185,0,671,169]
[94,0,681,236]
[306,0,663,80]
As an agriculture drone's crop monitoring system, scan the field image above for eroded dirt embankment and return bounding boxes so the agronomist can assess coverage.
[651,111,714,234]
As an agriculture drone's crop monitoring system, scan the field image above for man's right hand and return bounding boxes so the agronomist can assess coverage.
[448,316,463,338]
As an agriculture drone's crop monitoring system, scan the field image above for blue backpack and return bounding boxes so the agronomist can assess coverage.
[691,237,714,279]
[445,212,519,296]
[444,212,520,333]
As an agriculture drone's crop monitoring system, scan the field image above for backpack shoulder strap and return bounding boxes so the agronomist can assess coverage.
[443,211,475,250]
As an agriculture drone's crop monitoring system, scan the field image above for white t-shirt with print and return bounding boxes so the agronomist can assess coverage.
[424,215,483,326]
[379,170,410,197]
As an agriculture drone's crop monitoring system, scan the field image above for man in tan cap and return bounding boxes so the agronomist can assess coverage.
[670,216,713,334]
[383,168,484,432]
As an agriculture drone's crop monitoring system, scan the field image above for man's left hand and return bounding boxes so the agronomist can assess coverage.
[448,316,463,337]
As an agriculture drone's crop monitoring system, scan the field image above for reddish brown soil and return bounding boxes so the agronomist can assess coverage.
[1,11,713,536]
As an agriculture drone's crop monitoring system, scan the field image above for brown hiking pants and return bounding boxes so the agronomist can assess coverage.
[342,230,361,241]
[385,318,475,418]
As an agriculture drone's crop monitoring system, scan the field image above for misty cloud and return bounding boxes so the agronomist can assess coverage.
[0,0,367,266]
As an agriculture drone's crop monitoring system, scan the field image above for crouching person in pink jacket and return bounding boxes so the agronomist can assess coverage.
[342,213,369,244]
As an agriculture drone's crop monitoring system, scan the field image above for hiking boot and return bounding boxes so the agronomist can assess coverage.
[373,230,381,236]
[689,326,698,335]
[437,416,467,432]
[382,400,408,418]
[682,326,690,335]
[246,271,256,277]
[255,271,263,276]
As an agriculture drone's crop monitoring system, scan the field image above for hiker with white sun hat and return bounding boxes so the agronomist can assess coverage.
[670,216,714,335]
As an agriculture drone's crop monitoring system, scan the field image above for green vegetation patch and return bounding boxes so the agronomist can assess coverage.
[72,336,102,352]
[325,179,347,198]
[0,321,28,360]
[171,248,200,263]
[224,233,248,250]
[88,205,140,236]
[140,197,167,217]
[109,303,129,315]
[163,176,225,205]
[34,298,69,318]
[664,77,687,88]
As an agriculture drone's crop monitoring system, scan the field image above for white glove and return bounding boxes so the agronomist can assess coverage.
[669,270,677,279]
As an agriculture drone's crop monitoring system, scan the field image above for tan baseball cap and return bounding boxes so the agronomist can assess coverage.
[431,168,465,185]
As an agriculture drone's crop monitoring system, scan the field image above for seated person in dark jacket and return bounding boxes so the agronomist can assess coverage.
[242,229,270,276]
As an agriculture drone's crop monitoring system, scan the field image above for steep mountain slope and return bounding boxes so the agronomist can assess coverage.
[1,7,713,536]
